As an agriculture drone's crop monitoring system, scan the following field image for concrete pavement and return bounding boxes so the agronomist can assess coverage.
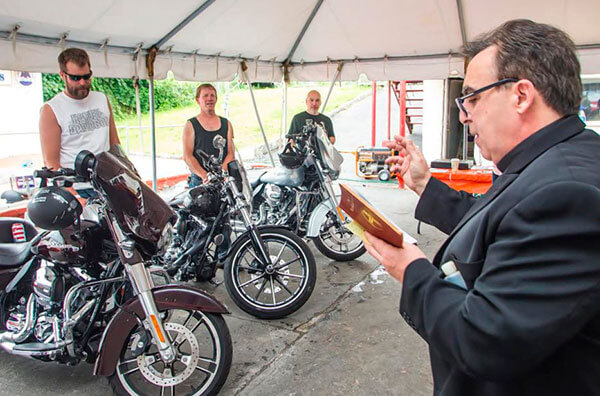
[0,93,445,395]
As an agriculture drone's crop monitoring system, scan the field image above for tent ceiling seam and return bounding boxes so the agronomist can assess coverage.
[152,0,217,49]
[456,0,467,46]
[284,0,325,65]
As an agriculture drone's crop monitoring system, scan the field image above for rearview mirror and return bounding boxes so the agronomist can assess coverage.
[213,135,226,149]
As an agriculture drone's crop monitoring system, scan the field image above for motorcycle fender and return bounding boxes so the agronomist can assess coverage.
[93,284,230,376]
[306,200,335,237]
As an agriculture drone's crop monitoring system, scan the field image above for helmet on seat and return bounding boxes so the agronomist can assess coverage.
[278,143,306,169]
[186,184,221,218]
[27,186,82,230]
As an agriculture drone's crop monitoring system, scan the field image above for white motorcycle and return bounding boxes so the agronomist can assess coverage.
[247,124,365,261]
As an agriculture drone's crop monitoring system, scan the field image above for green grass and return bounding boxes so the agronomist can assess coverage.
[116,85,369,157]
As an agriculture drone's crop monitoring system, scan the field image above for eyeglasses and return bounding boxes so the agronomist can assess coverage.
[455,78,518,116]
[62,70,93,82]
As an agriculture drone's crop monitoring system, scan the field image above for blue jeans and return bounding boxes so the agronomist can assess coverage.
[76,188,97,199]
[188,174,203,188]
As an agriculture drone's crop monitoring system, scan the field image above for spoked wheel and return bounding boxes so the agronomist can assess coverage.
[224,227,316,319]
[312,209,366,261]
[109,309,232,396]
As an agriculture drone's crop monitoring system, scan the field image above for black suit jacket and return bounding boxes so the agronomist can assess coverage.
[400,115,600,396]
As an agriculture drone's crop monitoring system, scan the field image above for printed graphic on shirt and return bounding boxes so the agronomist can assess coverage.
[305,118,328,135]
[67,109,109,136]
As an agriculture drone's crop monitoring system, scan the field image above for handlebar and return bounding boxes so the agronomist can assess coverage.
[33,167,82,188]
[33,168,76,179]
[196,149,223,174]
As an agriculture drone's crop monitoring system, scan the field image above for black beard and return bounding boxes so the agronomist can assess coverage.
[66,85,90,99]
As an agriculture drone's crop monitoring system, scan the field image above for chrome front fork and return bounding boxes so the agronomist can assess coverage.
[126,262,175,363]
[315,162,345,223]
[107,213,175,363]
[225,176,272,265]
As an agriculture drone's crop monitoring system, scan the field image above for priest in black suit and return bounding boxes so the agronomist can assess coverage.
[365,19,600,396]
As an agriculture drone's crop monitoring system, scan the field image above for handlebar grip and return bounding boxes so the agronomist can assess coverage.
[33,169,55,179]
[60,168,76,176]
[33,167,76,179]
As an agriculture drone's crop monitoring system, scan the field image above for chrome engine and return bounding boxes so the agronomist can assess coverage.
[161,213,208,268]
[0,260,95,360]
[256,184,295,225]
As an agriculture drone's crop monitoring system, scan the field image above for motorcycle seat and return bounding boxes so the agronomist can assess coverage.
[0,218,38,243]
[0,240,34,267]
[0,218,38,267]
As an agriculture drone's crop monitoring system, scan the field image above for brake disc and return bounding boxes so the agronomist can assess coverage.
[136,322,200,387]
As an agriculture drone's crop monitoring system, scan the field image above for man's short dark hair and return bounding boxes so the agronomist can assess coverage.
[58,48,91,71]
[196,83,217,99]
[463,19,582,115]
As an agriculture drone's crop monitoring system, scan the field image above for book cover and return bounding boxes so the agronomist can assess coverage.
[338,183,405,248]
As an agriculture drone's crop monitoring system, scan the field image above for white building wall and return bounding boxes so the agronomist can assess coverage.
[0,70,43,159]
[421,80,444,165]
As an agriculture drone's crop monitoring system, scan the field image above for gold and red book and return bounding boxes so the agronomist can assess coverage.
[339,183,406,248]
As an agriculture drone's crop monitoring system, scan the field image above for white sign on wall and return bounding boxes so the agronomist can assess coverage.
[0,70,12,86]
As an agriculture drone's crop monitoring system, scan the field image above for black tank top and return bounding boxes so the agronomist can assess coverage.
[189,116,229,166]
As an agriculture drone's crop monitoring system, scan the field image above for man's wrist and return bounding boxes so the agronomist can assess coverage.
[413,172,432,196]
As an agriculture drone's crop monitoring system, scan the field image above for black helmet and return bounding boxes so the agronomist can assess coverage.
[27,186,82,230]
[186,185,221,218]
[278,143,306,169]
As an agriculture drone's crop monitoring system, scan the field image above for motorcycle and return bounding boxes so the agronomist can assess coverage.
[160,135,316,320]
[248,123,366,261]
[0,145,232,396]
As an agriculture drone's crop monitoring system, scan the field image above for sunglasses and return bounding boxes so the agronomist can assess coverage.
[62,70,93,82]
[455,78,518,116]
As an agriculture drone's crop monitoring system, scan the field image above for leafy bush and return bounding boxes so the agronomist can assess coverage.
[42,73,197,121]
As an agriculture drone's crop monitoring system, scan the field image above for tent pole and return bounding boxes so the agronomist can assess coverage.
[241,61,275,166]
[321,62,343,114]
[387,81,391,140]
[371,81,377,147]
[462,124,468,160]
[282,79,288,139]
[134,78,143,155]
[149,77,157,191]
[146,47,158,191]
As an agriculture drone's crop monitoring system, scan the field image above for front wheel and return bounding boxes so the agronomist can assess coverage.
[224,227,316,319]
[108,309,232,396]
[312,209,366,261]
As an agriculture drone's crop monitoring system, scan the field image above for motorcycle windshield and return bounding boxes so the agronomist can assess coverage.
[93,145,174,250]
[234,148,253,204]
[315,125,344,174]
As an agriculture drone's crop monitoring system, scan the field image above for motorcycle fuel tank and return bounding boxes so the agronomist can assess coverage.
[259,166,305,187]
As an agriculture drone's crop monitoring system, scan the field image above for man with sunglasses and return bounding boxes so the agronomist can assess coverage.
[39,47,120,196]
[365,19,600,395]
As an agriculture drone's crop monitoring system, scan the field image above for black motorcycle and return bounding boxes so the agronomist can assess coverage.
[248,123,366,261]
[161,135,316,320]
[0,145,232,395]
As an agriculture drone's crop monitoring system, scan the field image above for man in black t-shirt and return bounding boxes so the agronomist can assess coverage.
[287,90,336,144]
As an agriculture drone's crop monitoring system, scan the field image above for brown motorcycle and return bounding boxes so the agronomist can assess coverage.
[0,145,232,395]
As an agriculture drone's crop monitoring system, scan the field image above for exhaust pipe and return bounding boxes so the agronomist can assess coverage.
[0,294,36,344]
[0,339,69,358]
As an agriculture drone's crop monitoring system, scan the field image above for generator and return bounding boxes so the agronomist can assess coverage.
[355,147,399,181]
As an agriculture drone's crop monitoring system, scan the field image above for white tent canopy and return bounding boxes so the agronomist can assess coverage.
[1,0,600,82]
